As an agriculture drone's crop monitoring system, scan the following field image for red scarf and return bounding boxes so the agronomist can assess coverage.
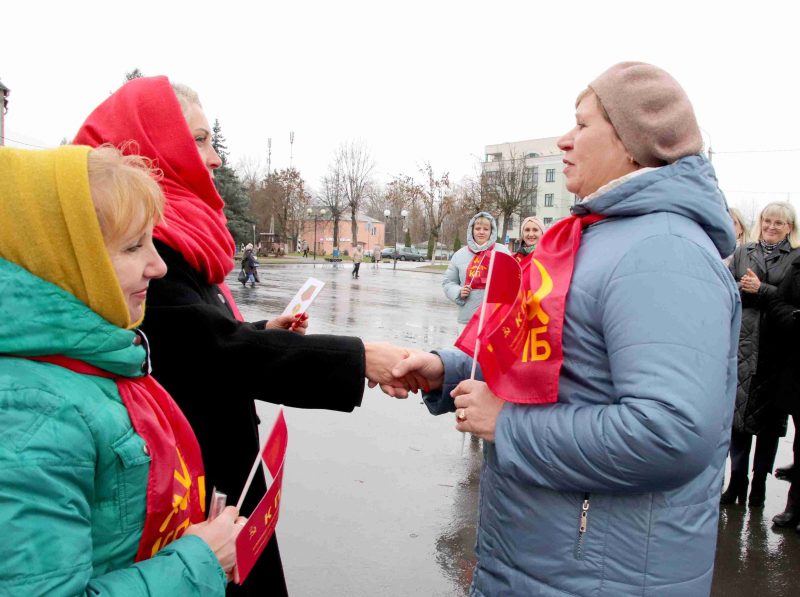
[26,354,206,561]
[466,247,493,289]
[73,76,236,287]
[514,251,533,270]
[456,214,604,404]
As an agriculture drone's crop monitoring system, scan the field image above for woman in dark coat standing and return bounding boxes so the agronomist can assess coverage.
[767,254,800,530]
[722,201,800,507]
[74,76,409,596]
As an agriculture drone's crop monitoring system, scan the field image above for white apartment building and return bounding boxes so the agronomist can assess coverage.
[483,136,577,242]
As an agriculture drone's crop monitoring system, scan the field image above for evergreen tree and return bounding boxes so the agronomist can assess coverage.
[452,236,462,252]
[211,119,251,245]
[211,119,229,166]
[404,229,412,248]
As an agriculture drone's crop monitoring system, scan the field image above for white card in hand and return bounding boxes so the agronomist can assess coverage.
[281,277,325,316]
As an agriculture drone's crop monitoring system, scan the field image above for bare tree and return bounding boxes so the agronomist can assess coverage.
[483,146,537,241]
[318,165,346,249]
[248,168,308,252]
[419,162,453,260]
[381,175,423,248]
[336,140,375,249]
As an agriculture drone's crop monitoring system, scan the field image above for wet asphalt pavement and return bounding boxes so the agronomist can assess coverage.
[228,260,799,597]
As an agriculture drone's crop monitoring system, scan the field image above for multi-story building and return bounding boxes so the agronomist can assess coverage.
[483,136,577,242]
[298,212,385,256]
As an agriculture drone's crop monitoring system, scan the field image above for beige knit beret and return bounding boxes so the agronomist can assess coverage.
[588,62,702,167]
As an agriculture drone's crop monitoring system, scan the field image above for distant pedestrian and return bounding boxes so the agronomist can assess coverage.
[372,246,381,268]
[302,241,309,258]
[352,244,363,279]
[241,243,259,288]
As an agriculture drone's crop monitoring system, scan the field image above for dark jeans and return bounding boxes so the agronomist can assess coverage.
[730,428,780,477]
[352,262,361,277]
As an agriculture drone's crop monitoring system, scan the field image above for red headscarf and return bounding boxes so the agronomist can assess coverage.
[73,76,235,285]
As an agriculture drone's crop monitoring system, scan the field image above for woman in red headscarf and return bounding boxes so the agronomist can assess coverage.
[74,76,410,596]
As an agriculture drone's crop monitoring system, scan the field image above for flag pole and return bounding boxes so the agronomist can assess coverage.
[470,250,497,379]
[462,250,497,453]
[235,435,276,511]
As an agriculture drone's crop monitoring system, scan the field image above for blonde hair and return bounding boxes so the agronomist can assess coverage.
[750,201,800,248]
[87,144,165,244]
[473,216,492,230]
[728,207,748,245]
[171,82,201,120]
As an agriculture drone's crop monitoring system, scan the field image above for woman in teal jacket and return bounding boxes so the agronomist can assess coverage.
[391,63,740,596]
[0,146,242,595]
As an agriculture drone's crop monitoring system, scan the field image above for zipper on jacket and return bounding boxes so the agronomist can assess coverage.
[574,492,590,560]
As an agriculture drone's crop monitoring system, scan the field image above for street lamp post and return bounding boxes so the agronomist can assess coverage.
[383,208,408,271]
[252,224,256,247]
[307,207,327,261]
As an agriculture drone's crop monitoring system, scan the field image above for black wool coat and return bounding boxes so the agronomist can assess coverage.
[730,240,800,435]
[141,241,366,597]
[767,255,800,418]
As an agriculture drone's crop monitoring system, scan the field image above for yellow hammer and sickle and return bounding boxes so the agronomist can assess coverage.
[526,259,553,325]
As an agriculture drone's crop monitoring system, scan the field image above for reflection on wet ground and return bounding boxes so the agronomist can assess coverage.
[229,262,800,596]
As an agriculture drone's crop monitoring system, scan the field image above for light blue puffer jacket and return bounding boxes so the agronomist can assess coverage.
[443,212,511,324]
[427,156,741,596]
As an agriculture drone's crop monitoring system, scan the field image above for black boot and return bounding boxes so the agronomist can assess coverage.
[773,508,800,527]
[748,473,767,508]
[721,473,748,505]
[775,463,795,481]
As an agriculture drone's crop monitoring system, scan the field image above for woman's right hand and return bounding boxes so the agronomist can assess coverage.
[184,506,244,580]
[460,286,472,299]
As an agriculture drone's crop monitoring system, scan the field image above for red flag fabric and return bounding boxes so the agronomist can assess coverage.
[235,410,288,584]
[24,354,206,560]
[456,214,604,404]
[261,409,288,477]
[465,247,494,289]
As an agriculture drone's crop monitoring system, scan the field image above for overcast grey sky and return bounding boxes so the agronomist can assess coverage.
[4,0,799,220]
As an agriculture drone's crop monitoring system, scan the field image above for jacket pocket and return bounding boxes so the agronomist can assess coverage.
[112,429,151,532]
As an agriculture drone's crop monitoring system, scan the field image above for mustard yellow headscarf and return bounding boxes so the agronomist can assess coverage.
[0,145,131,328]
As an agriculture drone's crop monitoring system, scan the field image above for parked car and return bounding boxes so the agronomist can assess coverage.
[379,247,426,261]
[395,247,425,262]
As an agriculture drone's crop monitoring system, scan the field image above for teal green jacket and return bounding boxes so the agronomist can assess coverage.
[0,259,226,596]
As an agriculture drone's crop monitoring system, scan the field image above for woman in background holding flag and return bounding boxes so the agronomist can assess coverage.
[0,146,242,595]
[442,212,510,330]
[391,63,740,596]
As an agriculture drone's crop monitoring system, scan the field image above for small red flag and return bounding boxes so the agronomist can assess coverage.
[234,410,288,584]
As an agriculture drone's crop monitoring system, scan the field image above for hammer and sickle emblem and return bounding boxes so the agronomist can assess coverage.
[525,259,553,325]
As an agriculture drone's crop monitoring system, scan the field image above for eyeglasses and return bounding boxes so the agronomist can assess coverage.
[762,218,789,229]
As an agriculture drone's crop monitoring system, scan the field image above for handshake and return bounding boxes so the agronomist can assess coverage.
[363,342,444,398]
[362,342,506,442]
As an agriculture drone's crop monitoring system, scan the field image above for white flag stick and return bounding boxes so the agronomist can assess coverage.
[235,439,275,511]
[462,250,498,454]
[470,249,498,380]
